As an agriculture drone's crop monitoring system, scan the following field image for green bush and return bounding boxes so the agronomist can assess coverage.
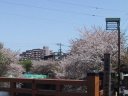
[20,59,32,72]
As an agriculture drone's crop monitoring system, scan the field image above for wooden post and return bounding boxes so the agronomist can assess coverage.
[87,73,100,96]
[56,84,61,96]
[103,53,111,96]
[32,79,36,96]
[10,79,16,96]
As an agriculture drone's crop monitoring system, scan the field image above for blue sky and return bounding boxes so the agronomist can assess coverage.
[0,0,128,53]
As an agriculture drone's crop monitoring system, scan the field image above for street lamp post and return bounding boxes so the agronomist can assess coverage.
[106,18,120,96]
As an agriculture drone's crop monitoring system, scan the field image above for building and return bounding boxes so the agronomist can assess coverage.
[20,46,52,61]
[20,46,68,61]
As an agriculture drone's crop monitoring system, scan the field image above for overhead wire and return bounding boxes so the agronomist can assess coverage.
[0,0,105,17]
[44,0,127,13]
[1,0,128,30]
[45,0,128,29]
[0,0,127,19]
[0,0,102,24]
[1,0,128,52]
[46,0,103,10]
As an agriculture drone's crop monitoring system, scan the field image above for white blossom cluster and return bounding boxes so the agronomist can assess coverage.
[61,27,126,79]
[31,60,64,78]
[0,43,24,77]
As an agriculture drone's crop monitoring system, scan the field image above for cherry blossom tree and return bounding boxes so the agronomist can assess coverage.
[0,43,23,77]
[0,43,10,76]
[31,60,64,78]
[61,27,127,79]
[6,63,25,77]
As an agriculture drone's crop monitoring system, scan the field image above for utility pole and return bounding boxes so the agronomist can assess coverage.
[56,43,63,60]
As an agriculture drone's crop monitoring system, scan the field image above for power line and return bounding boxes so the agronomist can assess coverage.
[0,0,105,17]
[47,0,103,10]
[1,0,128,30]
[44,0,127,13]
[45,0,128,31]
[0,0,127,18]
